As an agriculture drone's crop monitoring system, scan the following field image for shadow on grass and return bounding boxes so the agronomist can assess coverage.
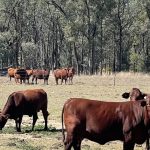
[0,125,64,135]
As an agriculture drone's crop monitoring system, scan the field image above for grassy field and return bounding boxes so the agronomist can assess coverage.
[0,72,150,150]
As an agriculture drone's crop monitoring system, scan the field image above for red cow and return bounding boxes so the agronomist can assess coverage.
[7,67,17,81]
[122,88,147,101]
[68,67,75,84]
[32,69,50,85]
[0,89,49,132]
[62,98,150,150]
[53,68,68,85]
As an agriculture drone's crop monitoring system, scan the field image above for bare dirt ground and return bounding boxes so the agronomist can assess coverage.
[0,73,150,150]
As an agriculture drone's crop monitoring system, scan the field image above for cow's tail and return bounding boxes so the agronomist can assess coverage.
[61,103,65,143]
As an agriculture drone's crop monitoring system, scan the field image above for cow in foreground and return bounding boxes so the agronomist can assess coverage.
[62,98,150,150]
[122,88,147,101]
[0,89,49,132]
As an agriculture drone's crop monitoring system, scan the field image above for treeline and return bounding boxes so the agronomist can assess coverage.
[0,0,150,75]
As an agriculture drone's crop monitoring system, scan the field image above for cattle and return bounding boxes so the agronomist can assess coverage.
[53,68,69,85]
[0,89,49,132]
[32,69,50,85]
[122,88,147,101]
[68,67,75,84]
[26,69,33,84]
[7,67,16,81]
[14,68,29,84]
[62,98,150,150]
[122,88,150,149]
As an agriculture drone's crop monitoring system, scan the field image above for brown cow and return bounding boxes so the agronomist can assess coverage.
[122,88,150,149]
[68,67,75,84]
[32,69,50,85]
[62,98,150,150]
[14,68,29,84]
[53,68,69,85]
[122,88,147,101]
[26,69,33,84]
[0,89,49,132]
[7,67,17,81]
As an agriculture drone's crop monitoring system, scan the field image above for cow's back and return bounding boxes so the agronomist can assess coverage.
[54,68,68,79]
[33,70,49,79]
[3,89,47,117]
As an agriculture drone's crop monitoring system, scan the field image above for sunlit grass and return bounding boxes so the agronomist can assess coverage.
[0,72,150,149]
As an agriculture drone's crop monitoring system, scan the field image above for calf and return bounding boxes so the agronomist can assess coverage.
[0,89,49,132]
[62,98,150,150]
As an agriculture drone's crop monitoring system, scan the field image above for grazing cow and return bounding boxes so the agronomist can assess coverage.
[0,89,49,132]
[7,67,16,81]
[14,69,29,84]
[32,69,50,85]
[53,68,68,85]
[122,88,147,101]
[68,67,75,84]
[62,98,150,150]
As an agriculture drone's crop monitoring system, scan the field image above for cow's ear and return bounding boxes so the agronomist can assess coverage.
[143,93,148,99]
[122,92,130,99]
[140,101,146,107]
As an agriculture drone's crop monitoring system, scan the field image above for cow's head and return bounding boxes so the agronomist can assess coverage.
[0,114,9,130]
[122,88,147,101]
[68,67,75,75]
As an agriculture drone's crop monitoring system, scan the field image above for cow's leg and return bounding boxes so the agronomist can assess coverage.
[72,139,82,150]
[42,110,49,130]
[35,78,37,84]
[146,138,150,150]
[15,116,22,132]
[32,77,34,84]
[65,78,67,84]
[61,78,63,85]
[64,133,73,150]
[123,142,135,150]
[32,113,38,131]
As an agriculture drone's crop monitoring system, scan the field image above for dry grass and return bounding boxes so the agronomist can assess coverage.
[0,72,150,150]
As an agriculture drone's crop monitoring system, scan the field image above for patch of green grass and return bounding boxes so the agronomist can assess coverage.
[8,138,42,150]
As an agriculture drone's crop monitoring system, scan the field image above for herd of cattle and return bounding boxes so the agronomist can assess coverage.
[0,87,150,150]
[7,67,75,85]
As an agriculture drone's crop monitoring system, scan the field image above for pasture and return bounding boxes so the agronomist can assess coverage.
[0,73,150,150]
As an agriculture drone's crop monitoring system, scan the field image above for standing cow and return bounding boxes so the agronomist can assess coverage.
[32,69,50,85]
[53,68,69,85]
[62,98,150,150]
[14,68,29,84]
[0,89,49,132]
[68,67,75,84]
[7,67,17,81]
[122,88,147,101]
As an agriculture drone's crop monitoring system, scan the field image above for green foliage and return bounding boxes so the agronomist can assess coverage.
[129,50,145,72]
[0,0,149,73]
